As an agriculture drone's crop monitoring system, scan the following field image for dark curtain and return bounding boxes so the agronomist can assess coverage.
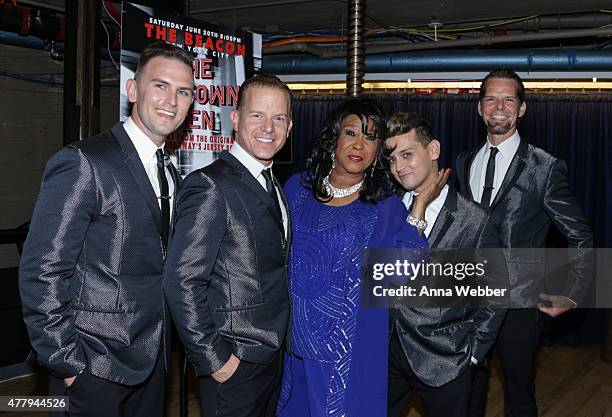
[278,92,612,344]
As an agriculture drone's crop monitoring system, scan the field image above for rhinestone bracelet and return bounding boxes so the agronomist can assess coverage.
[407,215,428,231]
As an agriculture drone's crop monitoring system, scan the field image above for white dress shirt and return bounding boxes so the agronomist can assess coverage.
[402,184,449,238]
[469,131,521,204]
[230,142,288,239]
[123,117,175,218]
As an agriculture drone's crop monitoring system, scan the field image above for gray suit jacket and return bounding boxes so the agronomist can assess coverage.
[456,139,593,305]
[163,152,291,377]
[19,123,179,384]
[392,186,506,387]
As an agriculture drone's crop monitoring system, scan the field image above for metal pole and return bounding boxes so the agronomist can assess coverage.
[346,0,365,97]
[63,0,100,144]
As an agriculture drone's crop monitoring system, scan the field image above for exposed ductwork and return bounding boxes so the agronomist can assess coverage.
[264,26,612,57]
[3,26,612,75]
[0,2,120,51]
[0,3,63,41]
[263,49,612,74]
[454,12,612,31]
[0,30,119,60]
[3,4,612,76]
[346,27,612,56]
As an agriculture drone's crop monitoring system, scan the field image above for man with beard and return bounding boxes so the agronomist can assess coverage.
[456,68,592,417]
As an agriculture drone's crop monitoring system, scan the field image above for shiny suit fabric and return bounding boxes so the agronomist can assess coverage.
[163,151,291,377]
[391,186,506,388]
[456,139,593,305]
[19,123,178,385]
[456,139,593,417]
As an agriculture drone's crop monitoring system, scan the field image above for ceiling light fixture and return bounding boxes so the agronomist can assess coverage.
[286,80,612,92]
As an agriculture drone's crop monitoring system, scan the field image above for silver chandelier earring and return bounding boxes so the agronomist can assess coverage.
[368,159,377,178]
[331,151,336,170]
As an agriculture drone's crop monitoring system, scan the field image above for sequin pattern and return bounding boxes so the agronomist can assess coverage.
[288,186,377,416]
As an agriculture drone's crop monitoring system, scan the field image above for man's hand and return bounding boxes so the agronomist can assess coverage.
[538,293,576,317]
[411,168,452,220]
[211,354,240,383]
[64,376,77,387]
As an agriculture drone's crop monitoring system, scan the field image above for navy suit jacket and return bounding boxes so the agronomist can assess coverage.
[19,123,179,384]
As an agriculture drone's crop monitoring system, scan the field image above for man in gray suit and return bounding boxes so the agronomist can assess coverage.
[384,112,506,417]
[164,74,293,417]
[457,68,592,417]
[19,41,194,416]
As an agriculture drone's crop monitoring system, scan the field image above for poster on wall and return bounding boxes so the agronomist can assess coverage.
[120,1,262,176]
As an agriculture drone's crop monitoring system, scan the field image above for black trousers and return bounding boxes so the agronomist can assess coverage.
[388,332,475,417]
[48,353,166,417]
[198,351,283,417]
[469,309,540,417]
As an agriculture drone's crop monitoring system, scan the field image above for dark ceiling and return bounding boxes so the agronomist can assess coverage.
[14,0,612,66]
[21,0,612,34]
[187,0,612,33]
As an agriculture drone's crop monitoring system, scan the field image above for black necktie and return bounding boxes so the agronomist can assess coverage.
[156,149,170,249]
[261,168,283,222]
[261,168,286,250]
[481,146,499,209]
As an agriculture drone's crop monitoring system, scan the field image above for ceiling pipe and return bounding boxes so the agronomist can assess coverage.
[190,0,339,14]
[0,30,120,61]
[0,3,120,49]
[11,0,64,12]
[4,28,612,73]
[465,12,612,31]
[346,0,365,97]
[263,42,325,56]
[263,49,612,74]
[0,3,63,41]
[266,26,612,58]
[352,27,612,56]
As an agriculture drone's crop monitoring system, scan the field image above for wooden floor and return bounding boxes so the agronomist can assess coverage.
[403,344,612,417]
[1,344,610,417]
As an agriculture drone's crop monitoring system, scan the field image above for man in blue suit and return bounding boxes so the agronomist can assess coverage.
[19,41,194,417]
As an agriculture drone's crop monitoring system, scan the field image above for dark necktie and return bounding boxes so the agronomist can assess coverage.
[481,146,499,209]
[261,168,283,221]
[156,149,170,248]
[261,168,286,249]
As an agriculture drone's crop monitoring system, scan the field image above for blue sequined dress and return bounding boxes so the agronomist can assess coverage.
[277,173,427,417]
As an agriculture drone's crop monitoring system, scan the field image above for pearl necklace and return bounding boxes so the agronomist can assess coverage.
[323,174,364,198]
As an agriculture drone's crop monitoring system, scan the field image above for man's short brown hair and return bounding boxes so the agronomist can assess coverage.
[386,112,434,148]
[236,73,292,116]
[479,68,525,104]
[134,41,195,81]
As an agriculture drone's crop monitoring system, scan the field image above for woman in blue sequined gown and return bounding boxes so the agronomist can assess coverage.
[277,98,427,417]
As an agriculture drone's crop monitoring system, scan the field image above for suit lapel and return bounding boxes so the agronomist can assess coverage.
[168,162,181,229]
[111,123,161,235]
[462,142,484,200]
[428,187,457,248]
[276,175,292,260]
[490,139,528,209]
[219,152,285,233]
